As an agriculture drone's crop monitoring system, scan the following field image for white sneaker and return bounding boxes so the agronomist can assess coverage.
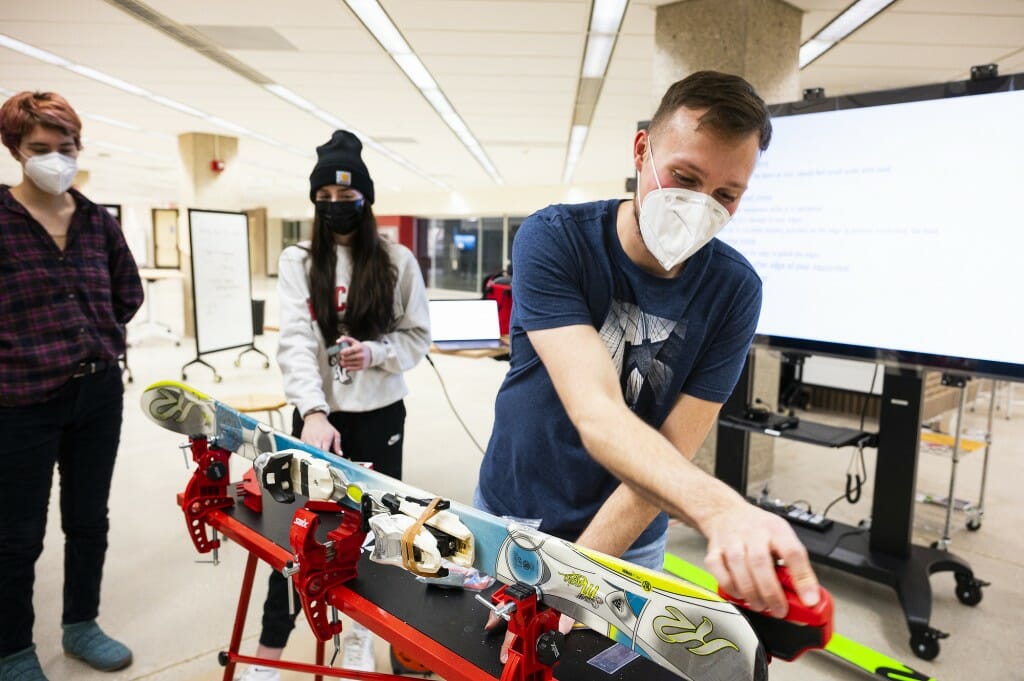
[235,665,281,681]
[341,622,376,674]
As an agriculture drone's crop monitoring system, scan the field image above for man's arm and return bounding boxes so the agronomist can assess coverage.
[528,323,820,616]
[575,393,720,556]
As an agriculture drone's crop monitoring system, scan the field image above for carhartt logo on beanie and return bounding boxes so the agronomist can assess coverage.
[309,130,374,204]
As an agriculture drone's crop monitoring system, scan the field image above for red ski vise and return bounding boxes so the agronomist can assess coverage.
[288,504,368,642]
[179,436,234,554]
[486,583,565,681]
[719,566,834,661]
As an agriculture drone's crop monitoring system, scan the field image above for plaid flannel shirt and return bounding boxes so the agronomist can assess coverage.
[0,185,143,406]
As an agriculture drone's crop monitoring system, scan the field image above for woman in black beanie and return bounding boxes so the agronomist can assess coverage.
[238,130,430,681]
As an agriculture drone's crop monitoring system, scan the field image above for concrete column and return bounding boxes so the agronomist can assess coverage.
[653,0,802,105]
[177,132,242,337]
[72,169,90,193]
[652,0,802,487]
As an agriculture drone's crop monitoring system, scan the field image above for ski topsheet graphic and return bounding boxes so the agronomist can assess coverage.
[142,380,830,681]
[662,553,938,681]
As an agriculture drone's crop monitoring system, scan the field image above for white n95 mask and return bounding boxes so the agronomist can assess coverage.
[638,140,730,271]
[24,151,78,195]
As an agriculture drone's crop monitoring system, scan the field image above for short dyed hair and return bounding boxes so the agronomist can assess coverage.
[650,71,772,151]
[0,91,83,159]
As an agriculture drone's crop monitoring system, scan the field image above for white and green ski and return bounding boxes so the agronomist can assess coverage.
[142,380,825,681]
[663,553,938,681]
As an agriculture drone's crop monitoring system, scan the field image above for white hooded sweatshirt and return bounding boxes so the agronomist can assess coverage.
[276,239,431,417]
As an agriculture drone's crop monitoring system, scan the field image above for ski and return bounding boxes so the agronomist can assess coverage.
[142,380,827,681]
[662,553,938,681]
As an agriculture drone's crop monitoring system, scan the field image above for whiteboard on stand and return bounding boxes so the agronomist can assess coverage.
[188,209,253,355]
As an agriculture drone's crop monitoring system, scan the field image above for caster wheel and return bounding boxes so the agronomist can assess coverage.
[966,518,982,531]
[214,375,223,383]
[233,359,241,367]
[174,341,181,347]
[181,373,187,381]
[955,577,984,606]
[263,361,270,369]
[910,632,939,661]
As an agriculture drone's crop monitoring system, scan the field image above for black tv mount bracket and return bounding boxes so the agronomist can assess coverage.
[970,63,998,81]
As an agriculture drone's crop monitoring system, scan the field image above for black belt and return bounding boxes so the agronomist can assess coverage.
[71,359,113,379]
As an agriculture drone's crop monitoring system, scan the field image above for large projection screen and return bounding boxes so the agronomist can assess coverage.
[188,209,254,355]
[718,73,1024,381]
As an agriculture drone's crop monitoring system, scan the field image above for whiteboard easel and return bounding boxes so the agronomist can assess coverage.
[183,209,268,382]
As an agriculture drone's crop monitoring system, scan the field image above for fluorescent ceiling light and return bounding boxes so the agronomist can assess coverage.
[440,110,471,138]
[343,0,501,185]
[265,83,317,111]
[84,113,142,131]
[421,88,454,117]
[799,39,833,68]
[590,0,629,34]
[582,33,616,79]
[799,0,896,68]
[92,140,135,153]
[0,34,70,66]
[562,125,588,184]
[66,64,151,96]
[392,53,437,90]
[564,0,628,183]
[205,116,253,136]
[247,132,284,148]
[0,36,298,157]
[147,94,206,118]
[311,109,348,129]
[344,0,410,54]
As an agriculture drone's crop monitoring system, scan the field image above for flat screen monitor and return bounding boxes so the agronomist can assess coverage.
[718,72,1024,381]
[453,232,477,251]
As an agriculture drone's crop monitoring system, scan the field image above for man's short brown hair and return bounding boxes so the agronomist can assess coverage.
[650,71,772,151]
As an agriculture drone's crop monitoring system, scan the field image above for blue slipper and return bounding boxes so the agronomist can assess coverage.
[0,645,49,681]
[62,621,132,672]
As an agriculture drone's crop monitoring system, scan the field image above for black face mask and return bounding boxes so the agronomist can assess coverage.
[317,199,364,235]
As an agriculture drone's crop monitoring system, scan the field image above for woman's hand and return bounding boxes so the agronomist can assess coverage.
[300,411,341,455]
[336,335,372,372]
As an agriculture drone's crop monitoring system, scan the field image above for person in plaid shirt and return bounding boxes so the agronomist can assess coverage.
[0,91,143,681]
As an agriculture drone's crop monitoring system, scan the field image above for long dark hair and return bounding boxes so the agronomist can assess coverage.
[307,204,397,345]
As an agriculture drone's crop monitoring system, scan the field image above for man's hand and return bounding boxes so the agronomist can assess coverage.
[300,411,341,455]
[701,500,820,618]
[337,335,372,372]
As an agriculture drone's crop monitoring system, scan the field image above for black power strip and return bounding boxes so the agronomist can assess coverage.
[755,498,833,532]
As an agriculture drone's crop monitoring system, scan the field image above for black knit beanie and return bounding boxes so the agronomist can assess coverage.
[308,130,374,204]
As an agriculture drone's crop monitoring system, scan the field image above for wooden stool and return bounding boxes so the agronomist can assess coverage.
[223,393,289,431]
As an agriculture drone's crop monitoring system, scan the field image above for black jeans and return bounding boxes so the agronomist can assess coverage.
[260,400,406,648]
[0,366,124,656]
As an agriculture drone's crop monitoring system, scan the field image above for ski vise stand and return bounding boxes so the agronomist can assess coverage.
[178,436,233,558]
[478,583,565,681]
[177,436,410,680]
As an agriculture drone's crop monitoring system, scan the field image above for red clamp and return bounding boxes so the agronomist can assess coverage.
[719,566,834,661]
[288,504,368,642]
[489,584,564,681]
[180,436,234,553]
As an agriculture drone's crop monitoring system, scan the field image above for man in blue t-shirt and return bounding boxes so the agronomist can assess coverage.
[477,72,820,657]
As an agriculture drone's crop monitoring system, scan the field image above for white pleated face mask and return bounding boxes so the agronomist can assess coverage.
[24,151,78,195]
[638,139,731,271]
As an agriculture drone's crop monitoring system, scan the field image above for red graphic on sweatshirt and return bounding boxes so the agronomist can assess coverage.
[306,286,348,320]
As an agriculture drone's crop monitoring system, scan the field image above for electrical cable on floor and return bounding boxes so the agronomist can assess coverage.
[424,354,486,455]
[821,527,868,557]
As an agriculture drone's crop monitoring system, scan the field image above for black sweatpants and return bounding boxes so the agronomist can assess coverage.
[259,400,406,648]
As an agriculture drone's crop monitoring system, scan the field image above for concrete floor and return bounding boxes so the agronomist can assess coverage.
[24,279,1024,680]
